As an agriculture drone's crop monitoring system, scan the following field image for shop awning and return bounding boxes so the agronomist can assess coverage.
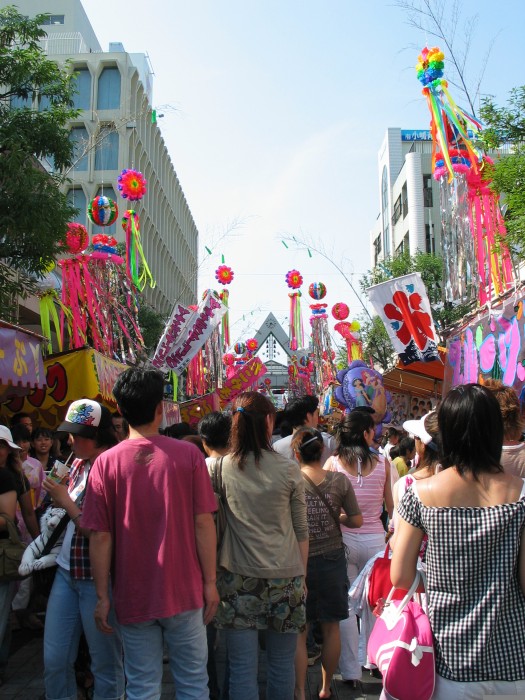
[0,320,46,401]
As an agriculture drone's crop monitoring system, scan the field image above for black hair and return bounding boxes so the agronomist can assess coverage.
[291,428,324,465]
[182,434,206,455]
[283,395,319,429]
[438,383,503,477]
[10,412,31,426]
[397,437,415,457]
[198,412,231,450]
[113,368,164,427]
[164,422,195,439]
[334,410,374,468]
[230,391,276,469]
[387,427,400,440]
[31,427,54,441]
[11,424,31,443]
[94,424,119,449]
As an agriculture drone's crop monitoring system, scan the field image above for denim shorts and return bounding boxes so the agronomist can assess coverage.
[306,547,349,623]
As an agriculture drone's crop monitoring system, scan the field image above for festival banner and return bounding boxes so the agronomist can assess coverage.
[367,273,440,366]
[217,356,267,407]
[179,393,221,428]
[444,293,525,397]
[152,290,227,375]
[0,326,45,390]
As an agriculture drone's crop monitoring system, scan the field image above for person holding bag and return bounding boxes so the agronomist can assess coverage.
[292,427,362,700]
[392,384,525,699]
[211,391,308,700]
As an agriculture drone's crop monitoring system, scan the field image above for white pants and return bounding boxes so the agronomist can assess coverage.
[339,531,385,680]
[431,674,525,699]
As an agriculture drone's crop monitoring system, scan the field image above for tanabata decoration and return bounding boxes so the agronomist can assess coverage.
[285,270,304,351]
[37,264,73,354]
[117,168,147,201]
[417,46,514,306]
[64,223,89,255]
[332,302,350,321]
[223,353,235,366]
[288,354,313,398]
[58,233,144,363]
[246,338,258,352]
[220,289,230,350]
[92,234,117,253]
[309,294,336,393]
[186,326,223,396]
[233,342,246,355]
[335,320,363,363]
[215,265,234,285]
[88,195,118,227]
[285,269,303,289]
[309,282,327,300]
[122,210,155,290]
[334,361,391,437]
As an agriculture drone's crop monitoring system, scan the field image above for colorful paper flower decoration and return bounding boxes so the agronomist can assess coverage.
[332,302,349,321]
[88,196,118,227]
[264,378,272,386]
[215,265,234,285]
[92,234,118,254]
[285,269,303,289]
[233,342,246,355]
[416,46,445,87]
[117,169,147,201]
[246,338,258,352]
[223,353,235,366]
[122,209,140,231]
[309,282,327,300]
[64,222,89,254]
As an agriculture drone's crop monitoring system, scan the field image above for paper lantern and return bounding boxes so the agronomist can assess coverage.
[285,269,303,289]
[233,342,246,355]
[117,168,147,201]
[332,302,349,321]
[309,282,327,300]
[215,265,234,285]
[88,196,118,227]
[64,222,89,254]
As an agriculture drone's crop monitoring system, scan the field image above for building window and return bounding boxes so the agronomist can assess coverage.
[392,195,402,225]
[425,223,435,254]
[41,15,65,25]
[423,174,433,207]
[72,69,91,111]
[38,93,51,112]
[373,235,382,266]
[404,232,409,252]
[10,94,32,109]
[94,128,119,170]
[70,126,89,171]
[95,186,118,235]
[401,183,408,219]
[67,188,87,227]
[381,166,391,258]
[97,67,121,110]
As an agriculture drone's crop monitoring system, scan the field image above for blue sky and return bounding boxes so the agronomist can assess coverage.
[80,0,524,347]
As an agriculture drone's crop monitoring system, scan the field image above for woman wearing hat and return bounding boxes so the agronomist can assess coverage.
[42,400,124,700]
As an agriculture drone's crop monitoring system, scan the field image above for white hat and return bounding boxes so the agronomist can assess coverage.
[0,426,22,450]
[403,412,436,446]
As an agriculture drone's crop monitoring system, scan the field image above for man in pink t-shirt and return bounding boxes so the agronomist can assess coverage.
[82,368,218,700]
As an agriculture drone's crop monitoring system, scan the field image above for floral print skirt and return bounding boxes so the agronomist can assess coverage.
[214,570,306,633]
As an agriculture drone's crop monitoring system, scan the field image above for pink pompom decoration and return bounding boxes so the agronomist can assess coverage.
[332,302,349,320]
[117,169,147,201]
[64,222,89,254]
[223,353,235,366]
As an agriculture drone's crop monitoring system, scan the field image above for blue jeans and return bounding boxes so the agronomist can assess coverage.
[44,566,124,700]
[0,581,15,674]
[224,628,298,700]
[120,607,209,700]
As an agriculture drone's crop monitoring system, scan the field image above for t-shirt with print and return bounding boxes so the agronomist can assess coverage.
[82,435,217,625]
[303,471,360,557]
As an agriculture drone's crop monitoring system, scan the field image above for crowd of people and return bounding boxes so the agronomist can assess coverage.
[0,375,524,699]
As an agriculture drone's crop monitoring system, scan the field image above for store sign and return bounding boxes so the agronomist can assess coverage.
[217,357,267,406]
[0,327,45,389]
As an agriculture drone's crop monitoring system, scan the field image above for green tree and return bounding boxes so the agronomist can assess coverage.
[480,87,525,258]
[0,7,79,316]
[359,251,470,370]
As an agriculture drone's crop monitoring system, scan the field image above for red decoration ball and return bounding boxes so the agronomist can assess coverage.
[64,223,89,254]
[332,302,349,320]
[223,353,235,366]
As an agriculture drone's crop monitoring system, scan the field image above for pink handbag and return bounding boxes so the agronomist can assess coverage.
[367,572,435,700]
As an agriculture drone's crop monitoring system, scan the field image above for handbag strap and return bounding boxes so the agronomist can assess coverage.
[0,512,23,545]
[302,473,342,533]
[40,513,71,557]
[211,456,224,496]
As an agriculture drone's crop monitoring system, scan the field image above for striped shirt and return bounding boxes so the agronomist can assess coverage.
[325,454,386,535]
[398,481,525,682]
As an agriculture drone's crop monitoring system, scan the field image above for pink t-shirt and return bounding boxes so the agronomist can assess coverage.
[82,435,217,625]
[326,454,386,535]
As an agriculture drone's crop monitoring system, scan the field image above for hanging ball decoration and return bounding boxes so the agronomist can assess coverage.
[322,349,336,361]
[117,168,147,201]
[122,209,139,231]
[350,320,361,332]
[223,353,235,366]
[92,234,118,254]
[215,265,234,285]
[233,342,246,355]
[285,269,303,289]
[332,302,350,321]
[88,195,118,227]
[309,282,327,300]
[64,222,89,254]
[299,355,308,367]
[246,338,258,352]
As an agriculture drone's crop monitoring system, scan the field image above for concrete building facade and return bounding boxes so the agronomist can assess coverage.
[369,128,441,268]
[13,0,198,317]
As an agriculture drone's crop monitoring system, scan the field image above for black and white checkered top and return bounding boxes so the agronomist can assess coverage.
[398,479,525,682]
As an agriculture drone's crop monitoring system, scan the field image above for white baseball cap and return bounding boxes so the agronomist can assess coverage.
[0,425,22,450]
